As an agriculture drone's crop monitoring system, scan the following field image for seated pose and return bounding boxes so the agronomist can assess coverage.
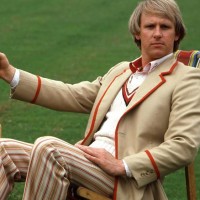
[0,0,200,199]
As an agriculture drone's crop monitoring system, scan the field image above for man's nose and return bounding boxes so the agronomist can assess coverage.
[153,27,162,38]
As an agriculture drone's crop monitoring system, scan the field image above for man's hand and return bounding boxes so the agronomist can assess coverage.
[0,52,16,83]
[76,145,126,177]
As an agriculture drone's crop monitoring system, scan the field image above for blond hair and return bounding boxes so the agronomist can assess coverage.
[129,0,186,51]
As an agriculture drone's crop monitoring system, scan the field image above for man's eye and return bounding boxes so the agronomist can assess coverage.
[146,25,154,29]
[161,25,170,29]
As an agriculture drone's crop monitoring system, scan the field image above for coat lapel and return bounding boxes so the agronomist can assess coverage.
[94,66,132,129]
[82,62,132,144]
[126,57,178,111]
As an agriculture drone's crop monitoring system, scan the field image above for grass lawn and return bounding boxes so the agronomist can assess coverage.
[0,0,199,199]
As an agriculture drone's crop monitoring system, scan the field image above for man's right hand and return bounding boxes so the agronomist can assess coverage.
[0,52,16,83]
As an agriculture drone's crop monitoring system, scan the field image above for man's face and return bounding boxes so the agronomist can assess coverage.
[135,12,179,65]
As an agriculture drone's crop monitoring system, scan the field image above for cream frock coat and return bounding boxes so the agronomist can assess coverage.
[12,56,200,200]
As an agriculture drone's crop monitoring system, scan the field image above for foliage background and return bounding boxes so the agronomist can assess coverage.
[0,0,199,199]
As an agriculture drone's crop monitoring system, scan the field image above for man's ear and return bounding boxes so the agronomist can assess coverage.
[135,34,141,40]
[175,34,180,41]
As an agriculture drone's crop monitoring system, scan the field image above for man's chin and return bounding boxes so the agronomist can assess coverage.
[150,50,170,59]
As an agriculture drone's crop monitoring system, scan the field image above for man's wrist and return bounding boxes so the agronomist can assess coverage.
[122,160,132,177]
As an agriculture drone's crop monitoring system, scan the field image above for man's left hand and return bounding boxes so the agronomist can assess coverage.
[76,145,126,176]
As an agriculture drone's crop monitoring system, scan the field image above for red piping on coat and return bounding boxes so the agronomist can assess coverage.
[113,61,178,199]
[81,69,129,145]
[145,150,160,178]
[31,75,41,104]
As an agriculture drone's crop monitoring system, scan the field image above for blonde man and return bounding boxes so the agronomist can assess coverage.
[0,0,200,199]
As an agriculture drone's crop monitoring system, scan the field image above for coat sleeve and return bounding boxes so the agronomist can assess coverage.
[11,62,127,113]
[11,70,102,113]
[124,68,200,188]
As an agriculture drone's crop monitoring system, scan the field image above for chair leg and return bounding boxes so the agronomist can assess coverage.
[185,163,196,200]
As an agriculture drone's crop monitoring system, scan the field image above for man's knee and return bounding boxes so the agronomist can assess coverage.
[34,136,56,145]
[32,136,57,155]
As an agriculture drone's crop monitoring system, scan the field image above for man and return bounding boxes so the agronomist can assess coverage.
[0,0,200,199]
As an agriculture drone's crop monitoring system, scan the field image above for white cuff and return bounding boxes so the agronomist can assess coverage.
[122,160,132,177]
[10,69,20,88]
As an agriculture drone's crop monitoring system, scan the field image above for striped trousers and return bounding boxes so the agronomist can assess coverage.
[0,136,114,200]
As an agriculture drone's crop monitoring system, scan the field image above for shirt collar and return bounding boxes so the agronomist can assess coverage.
[130,53,173,74]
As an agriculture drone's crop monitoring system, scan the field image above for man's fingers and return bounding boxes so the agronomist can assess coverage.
[76,145,101,164]
[77,145,98,155]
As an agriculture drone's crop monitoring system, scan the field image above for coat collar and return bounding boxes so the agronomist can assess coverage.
[126,56,178,110]
[98,55,178,113]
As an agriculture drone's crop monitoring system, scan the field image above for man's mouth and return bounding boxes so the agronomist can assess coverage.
[151,42,164,46]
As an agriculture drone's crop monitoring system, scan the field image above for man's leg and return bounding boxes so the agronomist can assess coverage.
[0,139,32,200]
[23,136,114,200]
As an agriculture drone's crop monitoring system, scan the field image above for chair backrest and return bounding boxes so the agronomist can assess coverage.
[175,50,200,200]
[175,50,200,68]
